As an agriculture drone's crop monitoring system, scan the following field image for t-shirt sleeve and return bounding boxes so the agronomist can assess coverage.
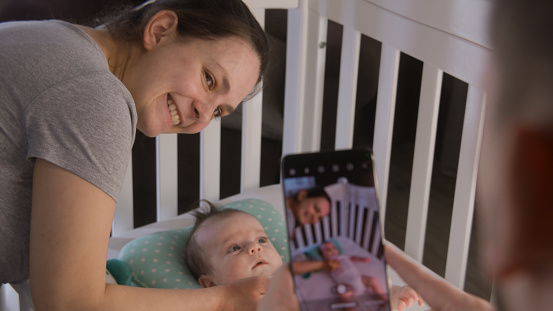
[25,73,136,201]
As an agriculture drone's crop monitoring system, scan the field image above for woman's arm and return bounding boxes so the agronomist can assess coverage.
[30,159,268,311]
[385,245,494,311]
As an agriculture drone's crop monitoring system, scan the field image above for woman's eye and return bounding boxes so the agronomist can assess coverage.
[229,245,241,253]
[213,107,223,118]
[258,237,268,244]
[205,71,214,89]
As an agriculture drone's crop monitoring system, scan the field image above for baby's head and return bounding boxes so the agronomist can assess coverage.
[319,241,340,259]
[186,203,283,287]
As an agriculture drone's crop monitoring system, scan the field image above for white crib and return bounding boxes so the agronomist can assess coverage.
[290,182,383,259]
[1,0,492,310]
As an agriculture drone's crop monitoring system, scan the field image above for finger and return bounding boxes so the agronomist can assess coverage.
[397,301,406,311]
[385,245,463,308]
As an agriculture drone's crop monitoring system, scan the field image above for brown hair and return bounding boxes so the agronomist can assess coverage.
[185,201,250,281]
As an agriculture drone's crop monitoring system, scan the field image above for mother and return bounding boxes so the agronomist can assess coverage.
[0,0,268,310]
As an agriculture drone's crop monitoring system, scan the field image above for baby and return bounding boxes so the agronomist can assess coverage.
[319,241,386,299]
[186,204,422,310]
[318,241,423,310]
[186,204,283,287]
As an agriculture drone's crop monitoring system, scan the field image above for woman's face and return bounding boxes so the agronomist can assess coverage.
[293,195,331,225]
[125,35,260,137]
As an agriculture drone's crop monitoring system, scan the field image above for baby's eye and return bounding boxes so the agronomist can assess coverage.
[205,71,215,89]
[229,245,241,253]
[258,237,268,244]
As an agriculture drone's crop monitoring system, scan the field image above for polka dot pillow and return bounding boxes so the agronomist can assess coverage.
[119,199,289,289]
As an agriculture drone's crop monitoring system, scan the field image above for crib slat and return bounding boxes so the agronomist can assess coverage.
[354,206,365,244]
[404,63,443,262]
[445,87,487,288]
[373,44,400,222]
[200,118,221,201]
[240,8,265,192]
[335,26,361,150]
[303,14,328,152]
[156,134,178,221]
[113,159,134,235]
[282,2,327,155]
[348,203,356,240]
[282,4,306,155]
[241,92,263,192]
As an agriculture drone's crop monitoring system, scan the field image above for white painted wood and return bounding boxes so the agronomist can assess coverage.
[244,0,299,9]
[445,88,487,288]
[404,63,443,262]
[282,2,308,156]
[313,0,490,88]
[335,26,361,149]
[156,134,178,221]
[283,1,328,155]
[365,0,492,49]
[372,44,400,223]
[241,8,265,192]
[302,12,328,152]
[200,118,221,201]
[113,159,134,236]
[240,96,263,191]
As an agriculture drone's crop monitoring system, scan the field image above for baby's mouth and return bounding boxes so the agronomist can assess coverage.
[252,259,267,269]
[167,95,181,126]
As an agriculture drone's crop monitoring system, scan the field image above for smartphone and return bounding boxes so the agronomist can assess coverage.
[281,148,390,311]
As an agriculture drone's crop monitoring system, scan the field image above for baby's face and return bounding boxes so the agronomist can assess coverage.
[320,242,339,258]
[195,212,283,286]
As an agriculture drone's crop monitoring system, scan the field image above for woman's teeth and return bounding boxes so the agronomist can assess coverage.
[168,97,181,125]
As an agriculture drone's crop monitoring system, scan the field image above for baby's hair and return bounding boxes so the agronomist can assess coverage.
[185,200,249,281]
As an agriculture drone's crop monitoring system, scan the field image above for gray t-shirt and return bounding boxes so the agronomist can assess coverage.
[0,20,137,283]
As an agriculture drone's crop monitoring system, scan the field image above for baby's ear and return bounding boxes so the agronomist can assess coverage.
[199,274,216,288]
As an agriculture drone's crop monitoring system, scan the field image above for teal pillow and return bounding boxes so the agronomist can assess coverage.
[119,199,289,289]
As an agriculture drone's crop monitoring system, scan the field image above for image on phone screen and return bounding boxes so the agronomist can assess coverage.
[282,148,390,311]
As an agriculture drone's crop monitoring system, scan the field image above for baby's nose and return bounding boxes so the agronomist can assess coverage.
[249,243,263,254]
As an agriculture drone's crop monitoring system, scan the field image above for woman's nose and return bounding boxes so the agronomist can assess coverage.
[193,100,216,123]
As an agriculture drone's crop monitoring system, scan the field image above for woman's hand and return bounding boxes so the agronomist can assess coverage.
[220,275,271,311]
[323,258,341,272]
[257,264,299,311]
[385,245,494,311]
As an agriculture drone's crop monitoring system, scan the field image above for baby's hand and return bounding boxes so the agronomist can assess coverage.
[323,259,341,272]
[390,285,424,311]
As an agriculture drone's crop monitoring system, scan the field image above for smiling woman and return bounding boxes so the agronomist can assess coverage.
[92,0,267,137]
[0,0,269,310]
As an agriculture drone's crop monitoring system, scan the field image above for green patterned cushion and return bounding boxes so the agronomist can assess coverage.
[119,199,289,289]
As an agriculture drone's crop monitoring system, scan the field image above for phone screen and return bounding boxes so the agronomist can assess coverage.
[281,148,390,311]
